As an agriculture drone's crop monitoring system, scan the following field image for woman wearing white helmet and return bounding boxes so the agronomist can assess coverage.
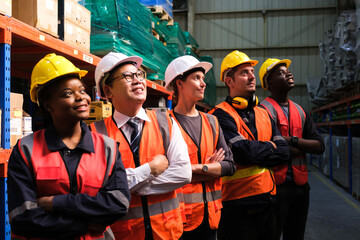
[7,53,130,239]
[165,55,235,240]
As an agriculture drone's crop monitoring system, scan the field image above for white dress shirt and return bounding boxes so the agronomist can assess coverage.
[113,108,191,195]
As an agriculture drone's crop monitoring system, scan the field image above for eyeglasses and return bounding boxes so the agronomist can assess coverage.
[114,70,146,82]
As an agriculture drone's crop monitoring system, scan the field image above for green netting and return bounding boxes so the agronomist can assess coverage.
[166,23,187,58]
[84,0,153,55]
[90,27,160,73]
[148,36,174,81]
[183,31,199,49]
[200,56,217,107]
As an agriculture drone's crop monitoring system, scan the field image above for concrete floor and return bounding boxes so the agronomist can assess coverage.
[304,166,360,240]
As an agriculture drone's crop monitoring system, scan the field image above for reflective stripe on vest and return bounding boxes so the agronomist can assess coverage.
[15,130,120,240]
[120,196,180,220]
[91,110,183,240]
[170,110,222,231]
[261,97,308,186]
[212,102,275,201]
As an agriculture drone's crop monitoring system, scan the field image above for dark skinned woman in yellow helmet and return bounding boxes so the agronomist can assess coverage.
[7,53,130,240]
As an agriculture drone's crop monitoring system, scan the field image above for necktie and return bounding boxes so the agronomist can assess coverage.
[127,118,140,153]
[127,118,153,239]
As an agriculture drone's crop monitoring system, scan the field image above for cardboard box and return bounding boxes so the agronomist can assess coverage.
[63,19,90,51]
[22,116,32,132]
[61,0,90,31]
[10,93,23,147]
[13,0,58,37]
[84,101,112,125]
[10,92,23,110]
[10,109,22,147]
[0,0,12,16]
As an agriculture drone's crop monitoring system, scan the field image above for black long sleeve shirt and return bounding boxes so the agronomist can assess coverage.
[212,98,290,205]
[8,122,130,239]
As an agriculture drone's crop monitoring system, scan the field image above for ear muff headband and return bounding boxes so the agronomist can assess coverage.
[231,95,259,110]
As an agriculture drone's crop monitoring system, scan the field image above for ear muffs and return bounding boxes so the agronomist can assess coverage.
[232,95,259,110]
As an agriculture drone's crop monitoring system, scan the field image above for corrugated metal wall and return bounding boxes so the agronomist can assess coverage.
[183,0,338,110]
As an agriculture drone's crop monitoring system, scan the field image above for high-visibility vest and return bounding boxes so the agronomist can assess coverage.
[91,110,183,240]
[15,129,118,240]
[210,102,276,201]
[170,111,222,231]
[261,97,308,186]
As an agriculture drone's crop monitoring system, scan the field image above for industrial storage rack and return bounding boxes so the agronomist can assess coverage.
[311,94,360,196]
[0,14,172,240]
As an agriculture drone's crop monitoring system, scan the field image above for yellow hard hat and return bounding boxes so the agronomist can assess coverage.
[220,50,258,82]
[30,53,88,103]
[259,58,291,90]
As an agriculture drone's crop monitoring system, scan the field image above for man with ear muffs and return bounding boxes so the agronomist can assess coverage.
[209,50,290,240]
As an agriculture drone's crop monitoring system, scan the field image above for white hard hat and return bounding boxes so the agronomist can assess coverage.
[95,52,143,99]
[164,55,213,91]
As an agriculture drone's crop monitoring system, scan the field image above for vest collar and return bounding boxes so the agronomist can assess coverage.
[45,121,95,153]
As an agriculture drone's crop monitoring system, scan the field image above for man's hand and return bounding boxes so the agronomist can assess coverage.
[149,155,169,177]
[37,196,54,212]
[206,148,226,163]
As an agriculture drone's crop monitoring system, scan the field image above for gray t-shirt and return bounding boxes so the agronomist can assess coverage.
[173,111,235,177]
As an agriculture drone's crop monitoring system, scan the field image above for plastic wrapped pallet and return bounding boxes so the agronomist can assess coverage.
[332,136,349,189]
[147,36,173,81]
[352,137,360,198]
[151,15,171,42]
[320,134,330,176]
[90,27,160,73]
[200,56,217,107]
[167,23,187,58]
[183,31,199,49]
[84,0,153,56]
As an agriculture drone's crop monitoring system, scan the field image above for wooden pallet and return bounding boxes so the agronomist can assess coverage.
[152,29,167,45]
[148,5,174,26]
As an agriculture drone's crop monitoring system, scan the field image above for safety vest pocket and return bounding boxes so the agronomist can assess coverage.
[36,167,61,196]
[292,167,308,186]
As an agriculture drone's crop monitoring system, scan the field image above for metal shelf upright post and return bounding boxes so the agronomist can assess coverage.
[312,94,360,195]
[0,15,12,240]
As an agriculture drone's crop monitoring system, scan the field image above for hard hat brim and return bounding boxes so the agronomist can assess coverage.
[261,59,291,90]
[104,56,143,76]
[30,70,88,103]
[165,61,213,91]
[220,60,258,82]
[268,59,291,71]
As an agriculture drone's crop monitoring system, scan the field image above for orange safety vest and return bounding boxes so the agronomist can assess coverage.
[90,110,183,240]
[261,97,308,186]
[15,129,117,240]
[169,111,222,231]
[210,102,276,201]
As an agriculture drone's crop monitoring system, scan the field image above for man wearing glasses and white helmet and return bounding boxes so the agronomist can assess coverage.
[90,52,191,240]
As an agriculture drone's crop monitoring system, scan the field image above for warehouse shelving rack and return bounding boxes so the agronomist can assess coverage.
[311,94,360,196]
[0,14,172,240]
